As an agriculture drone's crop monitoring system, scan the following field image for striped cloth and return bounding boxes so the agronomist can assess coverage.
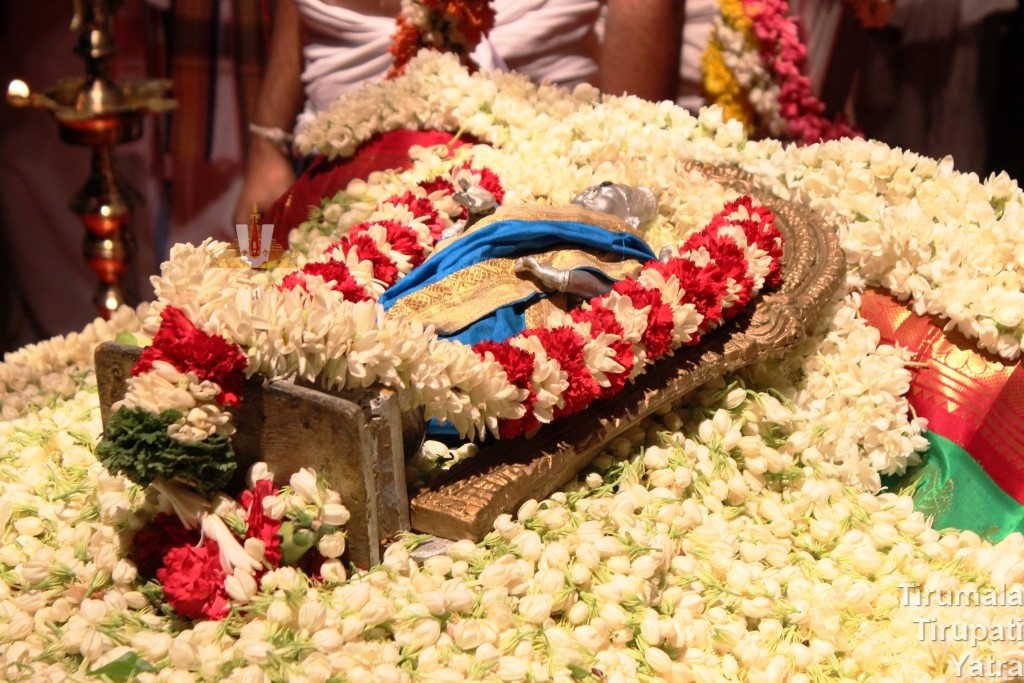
[165,0,273,162]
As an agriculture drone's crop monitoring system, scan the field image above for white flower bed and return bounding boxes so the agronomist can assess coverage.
[2,52,1023,681]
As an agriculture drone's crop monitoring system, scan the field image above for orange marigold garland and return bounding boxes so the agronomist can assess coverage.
[388,0,497,77]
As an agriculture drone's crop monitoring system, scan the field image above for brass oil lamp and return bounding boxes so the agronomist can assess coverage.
[6,0,175,318]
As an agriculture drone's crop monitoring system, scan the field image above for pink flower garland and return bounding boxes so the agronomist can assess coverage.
[744,0,860,144]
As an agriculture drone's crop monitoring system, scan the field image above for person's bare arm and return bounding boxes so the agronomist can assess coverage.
[233,0,306,224]
[600,0,685,101]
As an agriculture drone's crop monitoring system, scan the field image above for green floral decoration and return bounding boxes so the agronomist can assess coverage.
[96,407,236,495]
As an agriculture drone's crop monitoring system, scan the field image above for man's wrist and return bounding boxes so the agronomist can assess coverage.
[249,124,294,156]
[246,133,294,164]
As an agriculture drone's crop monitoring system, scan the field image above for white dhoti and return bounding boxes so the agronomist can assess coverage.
[295,0,602,129]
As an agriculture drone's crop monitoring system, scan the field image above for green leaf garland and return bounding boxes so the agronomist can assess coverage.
[96,407,236,495]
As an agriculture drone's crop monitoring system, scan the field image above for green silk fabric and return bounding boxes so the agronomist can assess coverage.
[885,431,1024,542]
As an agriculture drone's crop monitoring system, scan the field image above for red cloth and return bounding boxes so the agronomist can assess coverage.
[860,289,1024,503]
[267,130,470,247]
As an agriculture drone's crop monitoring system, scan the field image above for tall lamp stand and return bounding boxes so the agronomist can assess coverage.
[7,0,174,318]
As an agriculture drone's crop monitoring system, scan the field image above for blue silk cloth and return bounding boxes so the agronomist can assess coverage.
[378,209,657,346]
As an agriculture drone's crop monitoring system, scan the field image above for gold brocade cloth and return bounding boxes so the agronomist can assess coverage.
[388,204,647,335]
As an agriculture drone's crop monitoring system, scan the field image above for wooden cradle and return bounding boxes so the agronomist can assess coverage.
[95,162,845,568]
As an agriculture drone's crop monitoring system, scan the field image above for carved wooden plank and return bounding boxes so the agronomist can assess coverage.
[94,342,409,568]
[409,332,728,539]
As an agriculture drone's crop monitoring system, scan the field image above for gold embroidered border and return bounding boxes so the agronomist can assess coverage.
[524,297,562,329]
[387,249,646,335]
[387,258,527,334]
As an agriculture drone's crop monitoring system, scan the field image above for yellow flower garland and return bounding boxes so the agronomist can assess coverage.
[701,37,755,133]
[702,0,862,142]
[719,0,754,37]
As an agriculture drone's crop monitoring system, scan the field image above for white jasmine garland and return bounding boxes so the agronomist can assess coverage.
[4,48,1024,683]
[166,402,235,443]
[302,51,1024,360]
[713,16,788,138]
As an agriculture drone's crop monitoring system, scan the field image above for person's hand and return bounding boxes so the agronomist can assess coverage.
[233,138,297,224]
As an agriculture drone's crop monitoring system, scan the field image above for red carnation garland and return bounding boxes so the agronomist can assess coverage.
[134,306,249,407]
[283,261,370,301]
[281,163,498,299]
[609,280,677,360]
[158,541,230,620]
[134,476,325,621]
[473,340,539,439]
[155,165,780,447]
[570,305,635,398]
[343,230,404,286]
[717,195,784,288]
[681,233,755,318]
[524,326,600,421]
[390,190,448,242]
[648,257,728,323]
[487,195,783,437]
[131,513,201,581]
[111,179,783,620]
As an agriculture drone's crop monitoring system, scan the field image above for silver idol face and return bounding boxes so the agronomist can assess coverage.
[571,183,657,228]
